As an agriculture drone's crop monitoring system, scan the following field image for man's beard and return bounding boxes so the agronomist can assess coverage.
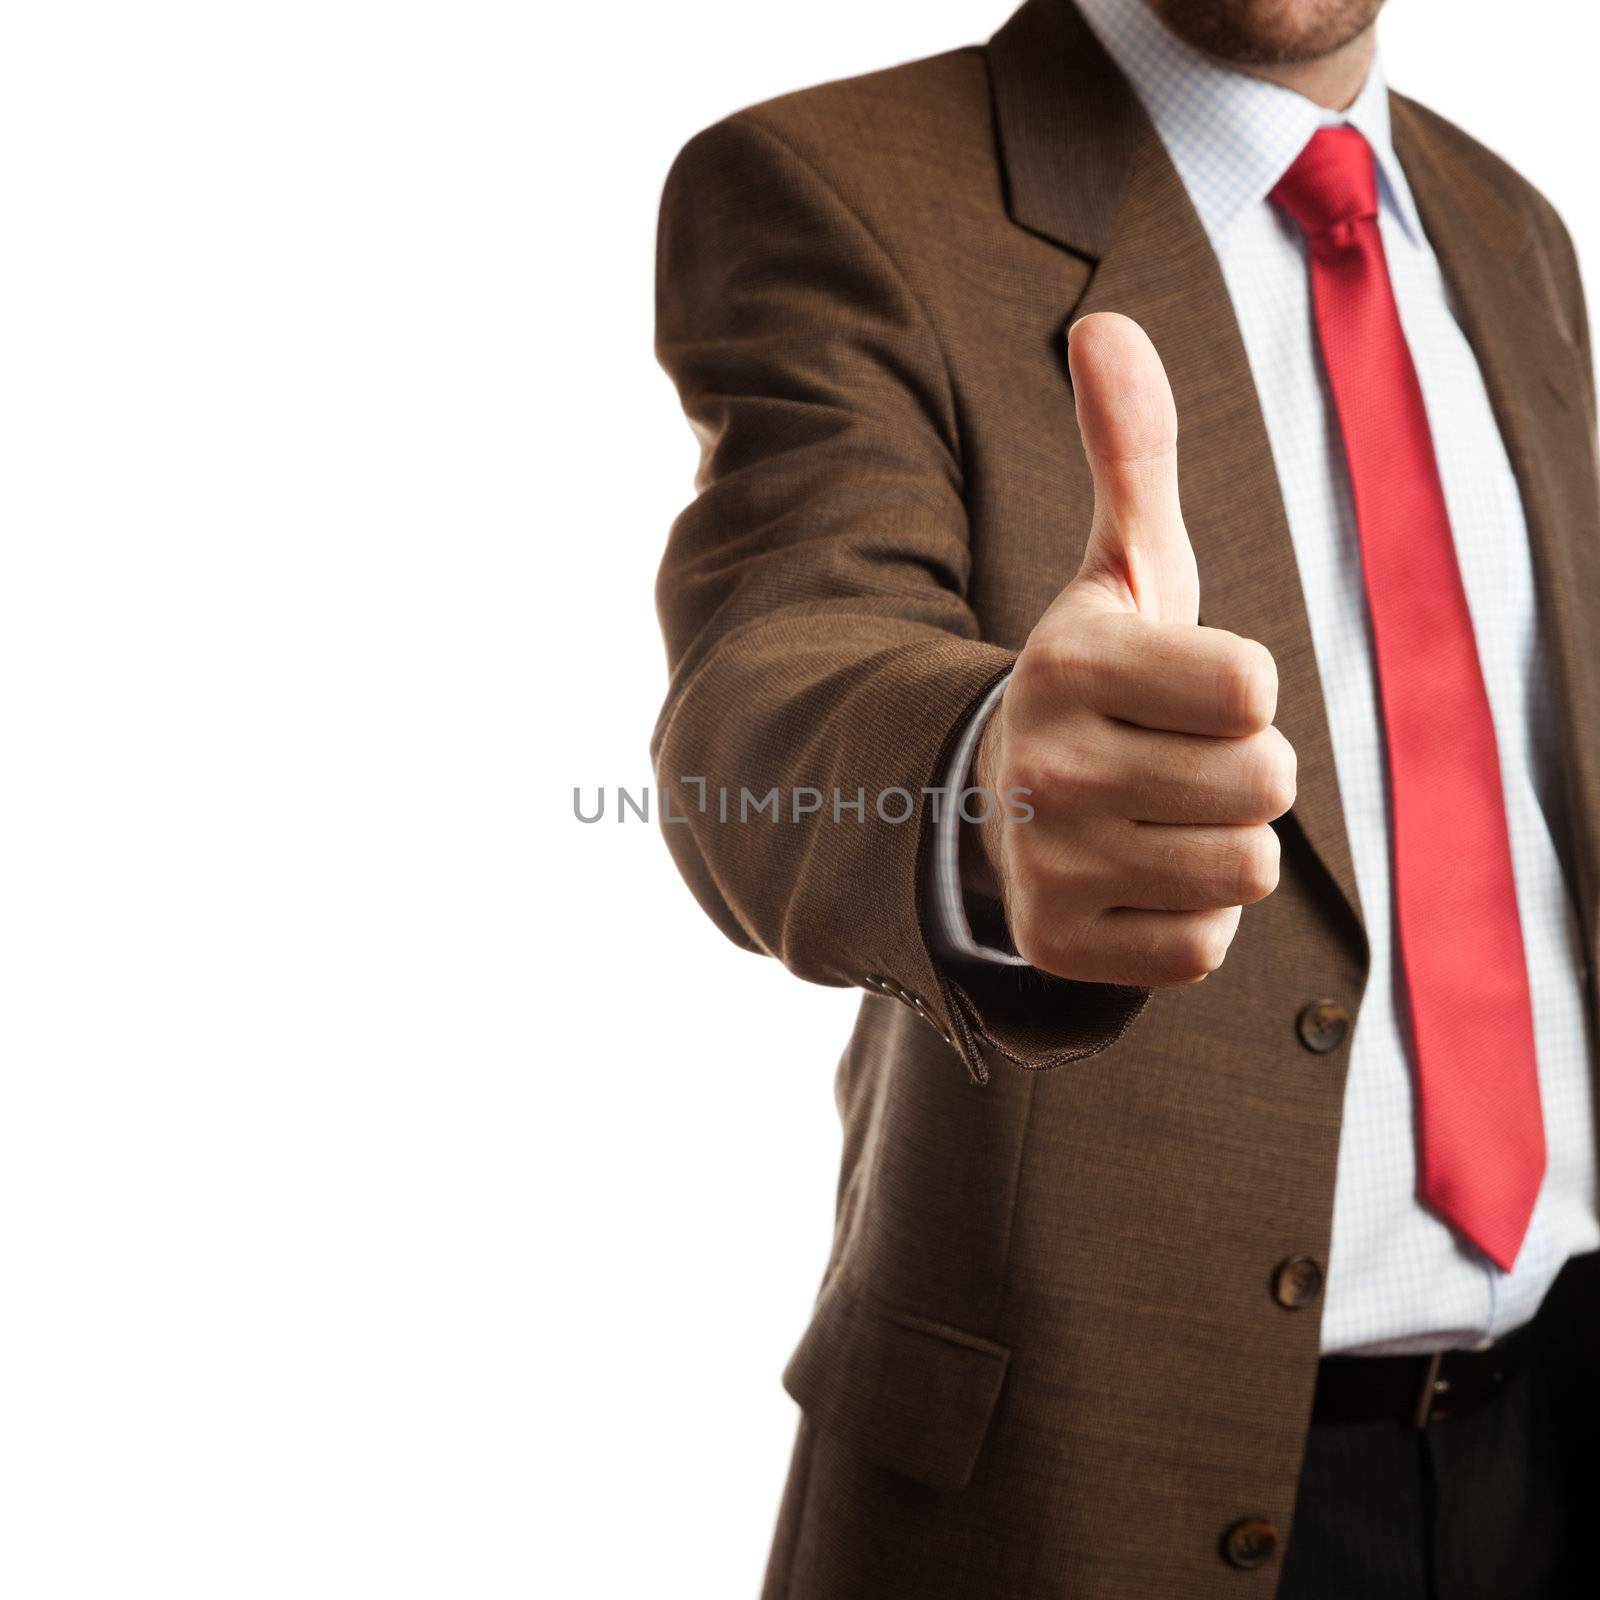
[1151,0,1384,65]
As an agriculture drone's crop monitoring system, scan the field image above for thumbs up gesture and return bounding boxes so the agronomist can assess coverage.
[972,314,1296,985]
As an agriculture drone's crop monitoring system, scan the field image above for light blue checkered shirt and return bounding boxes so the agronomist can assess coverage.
[933,0,1598,1354]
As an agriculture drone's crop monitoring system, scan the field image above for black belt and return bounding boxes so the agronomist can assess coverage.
[1311,1321,1533,1430]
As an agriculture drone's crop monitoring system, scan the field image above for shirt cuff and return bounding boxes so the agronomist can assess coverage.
[929,673,1030,968]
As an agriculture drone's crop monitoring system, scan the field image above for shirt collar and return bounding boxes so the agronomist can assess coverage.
[1073,0,1423,247]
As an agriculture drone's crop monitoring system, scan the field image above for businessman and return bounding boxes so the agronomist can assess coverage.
[653,0,1600,1593]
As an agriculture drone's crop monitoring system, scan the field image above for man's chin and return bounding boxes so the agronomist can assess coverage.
[1151,0,1384,67]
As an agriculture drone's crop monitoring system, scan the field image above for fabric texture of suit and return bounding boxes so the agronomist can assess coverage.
[651,1,1600,1592]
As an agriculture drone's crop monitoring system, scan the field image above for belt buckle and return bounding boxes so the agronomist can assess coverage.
[1412,1350,1447,1429]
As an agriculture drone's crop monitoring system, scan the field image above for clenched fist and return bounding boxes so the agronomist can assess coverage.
[972,312,1296,986]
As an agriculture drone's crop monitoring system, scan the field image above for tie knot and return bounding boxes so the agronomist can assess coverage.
[1271,126,1379,240]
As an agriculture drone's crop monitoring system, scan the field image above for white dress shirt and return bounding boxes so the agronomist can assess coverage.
[934,0,1598,1355]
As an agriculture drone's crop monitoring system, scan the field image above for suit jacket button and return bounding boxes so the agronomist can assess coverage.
[1272,1255,1325,1309]
[1296,999,1350,1053]
[1221,1518,1279,1569]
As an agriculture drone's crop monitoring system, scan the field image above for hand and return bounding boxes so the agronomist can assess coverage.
[972,312,1296,986]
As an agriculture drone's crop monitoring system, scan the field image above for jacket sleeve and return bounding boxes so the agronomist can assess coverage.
[652,111,1147,1082]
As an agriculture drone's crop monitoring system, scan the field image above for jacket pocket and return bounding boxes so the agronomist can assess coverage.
[781,1273,1011,1493]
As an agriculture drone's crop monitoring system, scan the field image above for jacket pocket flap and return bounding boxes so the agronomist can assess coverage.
[781,1275,1011,1492]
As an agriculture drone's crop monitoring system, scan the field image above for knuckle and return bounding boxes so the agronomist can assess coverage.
[1017,626,1093,703]
[1020,610,1132,712]
[1010,912,1047,971]
[1234,827,1281,903]
[1011,906,1086,979]
[1182,919,1234,981]
[1145,947,1208,988]
[1253,732,1298,819]
[1010,637,1055,703]
[1053,626,1101,690]
[1141,916,1235,986]
[1010,750,1070,810]
[1007,893,1052,970]
[1011,746,1106,816]
[1216,637,1279,734]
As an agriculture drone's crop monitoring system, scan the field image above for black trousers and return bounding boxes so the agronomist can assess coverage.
[1278,1254,1600,1600]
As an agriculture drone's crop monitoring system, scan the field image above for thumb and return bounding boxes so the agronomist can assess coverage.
[1066,312,1199,625]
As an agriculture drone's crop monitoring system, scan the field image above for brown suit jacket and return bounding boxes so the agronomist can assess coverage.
[652,1,1600,1593]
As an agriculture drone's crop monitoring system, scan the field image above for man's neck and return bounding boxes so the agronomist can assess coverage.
[1232,26,1379,112]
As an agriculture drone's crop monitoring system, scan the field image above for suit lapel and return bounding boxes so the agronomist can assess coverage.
[989,0,1367,937]
[1390,99,1600,963]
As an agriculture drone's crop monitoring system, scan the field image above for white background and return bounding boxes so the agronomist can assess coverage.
[1,2,1593,1595]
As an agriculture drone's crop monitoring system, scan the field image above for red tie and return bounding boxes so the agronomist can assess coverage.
[1271,127,1544,1271]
